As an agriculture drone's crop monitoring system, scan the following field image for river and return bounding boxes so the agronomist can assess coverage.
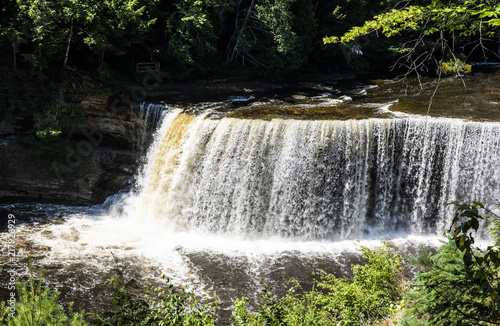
[1,69,500,324]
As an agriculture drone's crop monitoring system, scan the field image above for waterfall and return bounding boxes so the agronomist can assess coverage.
[134,109,500,240]
[133,102,170,129]
[131,102,171,149]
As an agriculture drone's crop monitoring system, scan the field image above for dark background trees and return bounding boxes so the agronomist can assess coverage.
[0,0,414,81]
[3,0,500,81]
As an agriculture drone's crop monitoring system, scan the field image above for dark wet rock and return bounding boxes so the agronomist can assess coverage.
[0,97,145,205]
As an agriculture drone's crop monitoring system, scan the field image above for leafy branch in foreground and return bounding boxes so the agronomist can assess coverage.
[324,1,500,44]
[324,0,500,78]
[448,201,500,309]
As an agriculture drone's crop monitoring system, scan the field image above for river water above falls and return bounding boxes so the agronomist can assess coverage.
[1,71,500,324]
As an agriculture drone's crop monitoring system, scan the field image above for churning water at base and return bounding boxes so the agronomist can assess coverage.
[2,108,500,323]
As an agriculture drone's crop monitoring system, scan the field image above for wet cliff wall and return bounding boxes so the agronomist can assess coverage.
[0,97,145,205]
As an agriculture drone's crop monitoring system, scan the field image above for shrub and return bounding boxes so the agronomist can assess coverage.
[90,263,217,326]
[402,202,500,325]
[232,242,406,326]
[314,242,406,325]
[0,263,87,326]
[403,238,500,325]
[437,58,471,76]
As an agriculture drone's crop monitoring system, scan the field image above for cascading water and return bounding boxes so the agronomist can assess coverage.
[134,109,500,240]
[134,102,170,129]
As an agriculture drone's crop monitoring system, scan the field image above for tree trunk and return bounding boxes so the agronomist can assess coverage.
[63,19,74,69]
[39,46,42,72]
[98,50,105,68]
[227,0,256,64]
[11,41,17,73]
[8,33,18,73]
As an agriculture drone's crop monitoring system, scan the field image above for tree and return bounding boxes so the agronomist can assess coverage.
[226,0,318,78]
[162,0,220,77]
[403,202,500,325]
[226,0,258,66]
[256,0,317,76]
[324,0,500,77]
[82,0,158,68]
[0,0,26,72]
[59,0,93,69]
[16,0,67,73]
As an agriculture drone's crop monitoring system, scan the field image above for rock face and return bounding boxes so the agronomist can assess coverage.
[0,97,146,205]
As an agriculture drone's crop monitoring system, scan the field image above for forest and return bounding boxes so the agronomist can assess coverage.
[3,0,498,81]
[1,1,500,325]
[0,0,405,80]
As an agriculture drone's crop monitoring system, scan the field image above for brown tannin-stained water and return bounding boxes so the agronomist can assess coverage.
[1,70,500,324]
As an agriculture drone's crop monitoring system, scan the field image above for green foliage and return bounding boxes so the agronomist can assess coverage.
[399,316,428,326]
[89,263,154,325]
[0,0,417,82]
[1,260,216,326]
[323,1,500,76]
[231,242,406,325]
[82,0,158,66]
[90,262,217,326]
[405,238,500,325]
[34,99,85,142]
[314,242,406,325]
[313,0,401,71]
[255,0,297,54]
[245,0,318,78]
[160,0,220,78]
[437,58,471,75]
[16,0,67,72]
[146,275,217,326]
[324,0,500,45]
[323,5,426,44]
[232,282,333,326]
[3,0,498,81]
[0,262,87,326]
[403,202,500,325]
[490,212,500,244]
[0,0,24,73]
[448,202,500,309]
[4,0,158,72]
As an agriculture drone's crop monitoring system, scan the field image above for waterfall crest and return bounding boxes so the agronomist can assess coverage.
[134,109,500,240]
